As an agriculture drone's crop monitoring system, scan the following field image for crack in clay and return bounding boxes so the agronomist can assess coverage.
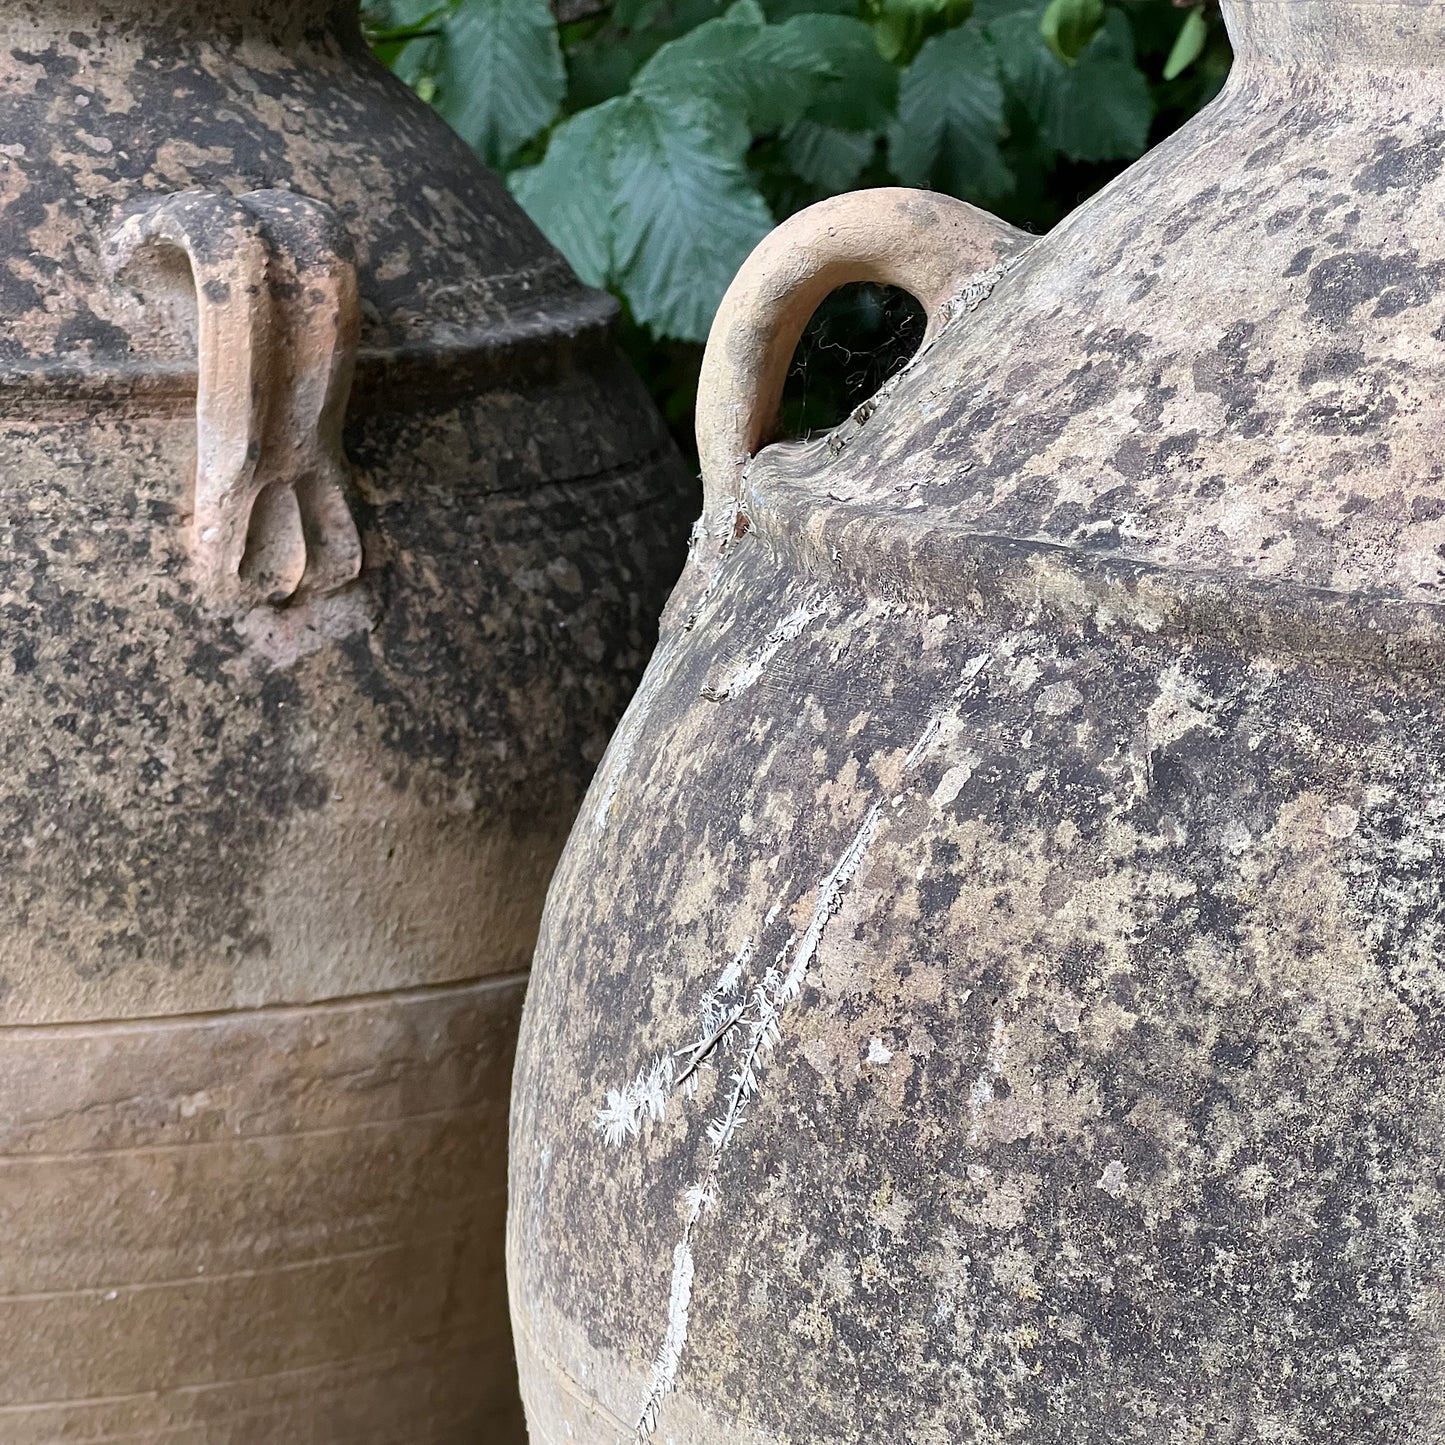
[700,597,829,701]
[939,252,1026,326]
[633,805,882,1440]
[610,640,998,1440]
[595,941,756,1146]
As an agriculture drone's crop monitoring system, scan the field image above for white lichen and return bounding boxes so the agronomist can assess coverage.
[637,1241,695,1440]
[626,664,1011,1436]
[632,803,885,1438]
[595,1053,675,1147]
[701,596,828,701]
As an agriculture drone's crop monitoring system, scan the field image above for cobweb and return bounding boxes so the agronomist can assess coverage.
[778,282,926,442]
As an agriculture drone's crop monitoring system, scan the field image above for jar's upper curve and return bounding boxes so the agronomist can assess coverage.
[0,0,601,397]
[747,53,1445,612]
[1,0,357,41]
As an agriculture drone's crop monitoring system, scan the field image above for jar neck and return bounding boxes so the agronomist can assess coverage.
[1224,0,1445,72]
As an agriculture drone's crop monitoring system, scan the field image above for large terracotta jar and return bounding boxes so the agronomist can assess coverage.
[510,2,1445,1441]
[0,0,689,1439]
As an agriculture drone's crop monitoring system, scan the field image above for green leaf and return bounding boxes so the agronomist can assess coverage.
[609,93,773,340]
[987,5,1151,162]
[889,24,1011,198]
[379,32,441,82]
[632,0,767,100]
[565,32,661,109]
[367,0,445,27]
[633,1,836,134]
[614,0,665,24]
[614,0,734,28]
[778,14,899,131]
[782,119,876,190]
[1048,54,1151,160]
[761,0,856,14]
[510,103,617,287]
[1163,6,1208,80]
[1048,10,1151,160]
[436,0,566,168]
[970,0,1045,20]
[876,0,961,13]
[367,0,446,83]
[741,19,853,130]
[1039,0,1104,61]
[870,0,970,64]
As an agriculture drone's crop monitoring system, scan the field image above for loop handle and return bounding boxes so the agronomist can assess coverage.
[696,188,1030,515]
[105,189,364,610]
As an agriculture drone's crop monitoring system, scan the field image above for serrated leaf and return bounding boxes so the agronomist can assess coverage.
[782,119,876,191]
[632,0,767,98]
[1048,54,1151,160]
[985,6,1061,114]
[1039,0,1104,61]
[889,24,1011,198]
[510,101,617,286]
[609,94,773,340]
[1047,10,1151,160]
[436,0,566,168]
[1163,6,1208,80]
[634,1,835,133]
[777,14,899,131]
[987,4,1151,162]
[741,22,848,130]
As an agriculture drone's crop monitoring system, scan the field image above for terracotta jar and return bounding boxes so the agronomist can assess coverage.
[510,3,1445,1441]
[0,0,688,1439]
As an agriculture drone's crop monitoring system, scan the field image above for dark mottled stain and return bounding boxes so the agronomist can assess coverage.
[1298,344,1363,387]
[1265,204,1304,234]
[1192,320,1275,437]
[1306,249,1445,327]
[1353,131,1445,196]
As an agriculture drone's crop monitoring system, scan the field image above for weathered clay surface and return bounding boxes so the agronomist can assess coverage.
[0,0,691,1437]
[0,974,527,1442]
[510,3,1445,1442]
[695,189,1028,505]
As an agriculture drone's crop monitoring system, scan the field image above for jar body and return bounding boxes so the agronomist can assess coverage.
[514,544,1445,1445]
[510,7,1445,1441]
[0,4,690,1438]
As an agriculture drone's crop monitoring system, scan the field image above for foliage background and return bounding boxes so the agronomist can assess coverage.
[365,0,1232,458]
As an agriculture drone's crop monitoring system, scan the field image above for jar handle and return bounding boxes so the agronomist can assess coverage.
[696,188,1030,517]
[104,189,364,609]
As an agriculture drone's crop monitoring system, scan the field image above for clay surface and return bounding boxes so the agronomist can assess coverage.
[511,3,1445,1442]
[0,0,691,1437]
